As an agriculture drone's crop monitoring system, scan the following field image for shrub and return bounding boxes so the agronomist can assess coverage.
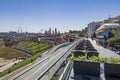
[78,56,87,61]
[107,29,120,43]
[110,58,120,64]
[106,37,120,43]
[90,56,99,62]
[108,30,115,39]
[99,57,108,63]
[0,44,51,77]
[70,56,76,61]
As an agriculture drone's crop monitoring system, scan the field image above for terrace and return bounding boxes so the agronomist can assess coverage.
[60,38,120,80]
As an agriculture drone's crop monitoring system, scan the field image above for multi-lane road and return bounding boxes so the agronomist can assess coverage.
[14,47,68,80]
[1,40,79,80]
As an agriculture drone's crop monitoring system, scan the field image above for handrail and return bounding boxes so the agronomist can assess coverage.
[59,60,73,80]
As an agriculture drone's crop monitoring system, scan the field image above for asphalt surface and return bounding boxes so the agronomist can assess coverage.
[14,41,78,80]
[0,42,72,80]
[15,48,64,80]
[0,39,79,80]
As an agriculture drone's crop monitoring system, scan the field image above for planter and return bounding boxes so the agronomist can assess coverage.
[104,63,120,78]
[74,60,100,77]
[87,52,99,58]
[73,51,85,57]
[75,47,84,50]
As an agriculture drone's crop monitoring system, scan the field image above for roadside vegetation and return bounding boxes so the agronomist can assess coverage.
[0,47,29,59]
[107,29,120,43]
[17,41,50,54]
[70,56,120,64]
[0,38,52,77]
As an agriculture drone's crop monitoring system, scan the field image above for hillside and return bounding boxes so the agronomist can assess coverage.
[17,41,51,54]
[0,47,29,60]
[107,29,120,43]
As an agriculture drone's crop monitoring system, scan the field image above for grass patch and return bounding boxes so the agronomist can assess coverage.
[0,41,51,77]
[17,41,50,54]
[0,47,29,60]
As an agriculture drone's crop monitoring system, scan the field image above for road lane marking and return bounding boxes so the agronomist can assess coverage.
[13,54,54,80]
[24,48,67,80]
[15,42,77,80]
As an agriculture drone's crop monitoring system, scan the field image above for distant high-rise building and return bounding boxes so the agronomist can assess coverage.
[18,27,22,33]
[44,30,48,36]
[58,31,61,37]
[55,28,57,35]
[52,30,55,37]
[49,28,51,36]
[87,21,102,37]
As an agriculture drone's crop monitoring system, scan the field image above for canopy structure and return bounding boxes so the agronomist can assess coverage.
[96,23,120,39]
[96,29,104,33]
[96,23,120,32]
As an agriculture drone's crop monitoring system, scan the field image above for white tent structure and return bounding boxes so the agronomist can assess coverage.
[96,23,120,39]
[96,23,120,31]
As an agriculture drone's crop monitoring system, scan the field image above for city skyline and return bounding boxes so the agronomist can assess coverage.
[0,0,120,32]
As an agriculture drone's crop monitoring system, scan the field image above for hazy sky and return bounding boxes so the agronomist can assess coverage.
[0,0,120,33]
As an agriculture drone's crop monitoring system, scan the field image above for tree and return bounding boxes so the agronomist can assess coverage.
[93,32,96,38]
[108,29,115,39]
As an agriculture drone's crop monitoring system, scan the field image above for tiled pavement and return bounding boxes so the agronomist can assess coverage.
[88,38,120,58]
[69,38,120,80]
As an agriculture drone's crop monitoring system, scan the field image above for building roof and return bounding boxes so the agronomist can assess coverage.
[96,23,120,31]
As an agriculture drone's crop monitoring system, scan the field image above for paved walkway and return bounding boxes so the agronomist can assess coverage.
[69,38,120,80]
[88,38,120,58]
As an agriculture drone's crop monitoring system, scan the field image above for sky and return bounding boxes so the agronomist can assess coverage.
[0,0,120,33]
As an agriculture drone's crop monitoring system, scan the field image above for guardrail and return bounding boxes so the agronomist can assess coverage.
[15,47,34,55]
[59,60,73,80]
[35,39,80,80]
[53,42,72,52]
[13,54,53,80]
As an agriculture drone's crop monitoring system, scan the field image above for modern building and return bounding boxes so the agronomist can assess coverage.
[87,22,102,38]
[96,23,120,39]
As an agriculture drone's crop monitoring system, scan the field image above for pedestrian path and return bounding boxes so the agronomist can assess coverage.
[88,38,120,58]
[69,39,120,80]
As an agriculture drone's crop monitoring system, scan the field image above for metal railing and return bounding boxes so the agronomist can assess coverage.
[59,60,73,80]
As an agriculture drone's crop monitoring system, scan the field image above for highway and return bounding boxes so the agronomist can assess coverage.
[14,47,67,80]
[1,40,79,80]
